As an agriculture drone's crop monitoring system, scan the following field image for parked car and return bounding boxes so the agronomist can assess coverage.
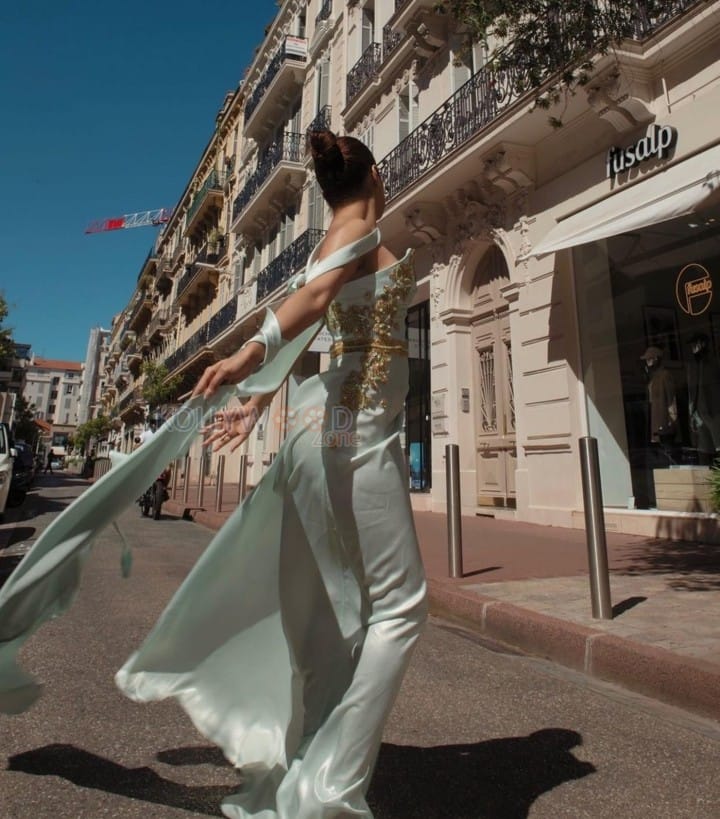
[7,442,35,507]
[0,422,14,520]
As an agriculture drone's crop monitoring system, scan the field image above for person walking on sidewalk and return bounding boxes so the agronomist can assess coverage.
[43,450,53,475]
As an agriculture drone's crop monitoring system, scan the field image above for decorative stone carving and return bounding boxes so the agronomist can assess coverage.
[586,67,654,132]
[404,201,447,244]
[430,262,446,325]
[483,145,535,195]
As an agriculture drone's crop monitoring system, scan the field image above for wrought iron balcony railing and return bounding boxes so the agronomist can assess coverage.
[186,169,227,225]
[308,105,332,133]
[257,228,326,301]
[315,0,332,25]
[346,43,382,106]
[245,37,308,123]
[633,0,699,37]
[383,24,404,60]
[176,265,197,299]
[376,0,699,203]
[232,132,303,221]
[165,324,209,374]
[207,298,238,342]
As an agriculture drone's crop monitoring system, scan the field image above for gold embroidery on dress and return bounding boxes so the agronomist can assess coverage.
[326,254,415,412]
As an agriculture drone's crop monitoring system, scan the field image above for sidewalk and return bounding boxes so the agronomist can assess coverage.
[165,483,720,723]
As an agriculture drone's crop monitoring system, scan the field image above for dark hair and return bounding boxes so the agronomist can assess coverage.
[308,129,377,207]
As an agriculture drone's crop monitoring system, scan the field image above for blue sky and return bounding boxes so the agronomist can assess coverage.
[0,1,276,362]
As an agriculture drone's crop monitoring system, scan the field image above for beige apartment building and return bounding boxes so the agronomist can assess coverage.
[103,0,720,541]
[24,357,82,454]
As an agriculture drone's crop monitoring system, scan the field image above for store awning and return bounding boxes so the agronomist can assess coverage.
[530,144,720,257]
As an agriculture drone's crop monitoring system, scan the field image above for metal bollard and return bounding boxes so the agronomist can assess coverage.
[215,455,225,513]
[171,458,180,500]
[197,451,206,507]
[182,456,191,505]
[579,436,613,619]
[237,453,248,503]
[445,444,464,578]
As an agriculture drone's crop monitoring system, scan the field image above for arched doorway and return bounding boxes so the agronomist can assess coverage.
[471,246,516,508]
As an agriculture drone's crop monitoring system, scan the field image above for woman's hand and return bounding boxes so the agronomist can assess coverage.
[201,401,263,452]
[191,342,265,399]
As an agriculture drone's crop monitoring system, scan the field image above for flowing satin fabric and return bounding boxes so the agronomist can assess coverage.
[0,228,428,818]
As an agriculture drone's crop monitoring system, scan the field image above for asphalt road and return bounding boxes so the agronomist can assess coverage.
[1,474,719,818]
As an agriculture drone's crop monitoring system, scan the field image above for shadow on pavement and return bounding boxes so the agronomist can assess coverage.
[7,744,240,816]
[157,746,231,768]
[616,537,720,591]
[368,728,596,819]
[1,526,36,548]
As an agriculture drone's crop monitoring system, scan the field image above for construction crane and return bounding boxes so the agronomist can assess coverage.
[85,207,173,234]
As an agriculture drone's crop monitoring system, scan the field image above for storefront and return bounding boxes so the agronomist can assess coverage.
[536,139,720,516]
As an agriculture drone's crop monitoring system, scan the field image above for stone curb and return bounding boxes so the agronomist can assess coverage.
[427,578,720,723]
[163,499,720,723]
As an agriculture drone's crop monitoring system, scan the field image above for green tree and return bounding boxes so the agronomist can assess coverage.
[12,395,39,447]
[435,0,661,125]
[0,292,14,361]
[74,416,111,454]
[141,360,182,411]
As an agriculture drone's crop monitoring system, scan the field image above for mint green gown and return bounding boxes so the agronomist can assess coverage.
[0,229,428,818]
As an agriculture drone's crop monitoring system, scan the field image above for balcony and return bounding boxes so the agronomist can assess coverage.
[308,104,332,133]
[382,24,404,62]
[633,0,700,37]
[176,240,225,306]
[127,294,153,334]
[346,43,382,108]
[207,297,239,343]
[257,228,325,301]
[231,132,305,235]
[376,1,702,204]
[185,169,227,237]
[138,245,159,281]
[164,323,212,376]
[244,36,308,140]
[146,306,171,342]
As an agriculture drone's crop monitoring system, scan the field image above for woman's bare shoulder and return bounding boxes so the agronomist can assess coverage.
[316,219,374,261]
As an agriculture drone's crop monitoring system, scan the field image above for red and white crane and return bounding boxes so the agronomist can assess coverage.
[85,207,173,234]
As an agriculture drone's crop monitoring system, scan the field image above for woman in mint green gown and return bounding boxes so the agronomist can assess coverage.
[0,130,427,818]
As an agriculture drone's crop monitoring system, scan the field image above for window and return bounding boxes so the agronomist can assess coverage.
[64,397,72,410]
[50,390,58,400]
[361,7,374,53]
[48,404,56,415]
[37,382,45,394]
[35,411,44,420]
[398,81,419,142]
[52,376,60,386]
[65,384,73,395]
[308,180,326,232]
[451,35,487,92]
[316,56,330,113]
[358,124,374,153]
[278,207,296,252]
[65,371,76,379]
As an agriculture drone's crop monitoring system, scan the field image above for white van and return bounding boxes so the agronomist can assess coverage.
[0,422,15,521]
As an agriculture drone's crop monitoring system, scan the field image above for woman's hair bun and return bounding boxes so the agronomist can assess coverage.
[308,129,344,174]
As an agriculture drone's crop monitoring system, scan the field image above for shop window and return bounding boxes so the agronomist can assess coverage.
[405,301,431,491]
[576,202,720,512]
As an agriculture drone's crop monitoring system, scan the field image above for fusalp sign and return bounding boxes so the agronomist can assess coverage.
[606,125,677,179]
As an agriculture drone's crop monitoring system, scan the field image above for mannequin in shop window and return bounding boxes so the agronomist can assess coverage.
[641,346,678,448]
[686,332,720,465]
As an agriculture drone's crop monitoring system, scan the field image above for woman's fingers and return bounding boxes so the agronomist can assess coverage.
[192,362,221,397]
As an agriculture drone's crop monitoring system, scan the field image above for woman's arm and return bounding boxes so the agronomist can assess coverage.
[192,220,370,399]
